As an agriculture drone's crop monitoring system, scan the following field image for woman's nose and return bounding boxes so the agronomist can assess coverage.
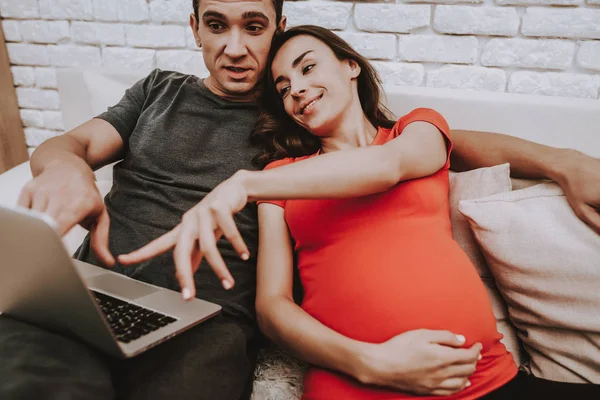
[291,86,306,97]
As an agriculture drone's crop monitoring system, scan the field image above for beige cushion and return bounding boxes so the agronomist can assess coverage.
[82,70,144,117]
[57,69,145,183]
[459,183,600,383]
[450,164,512,279]
[449,164,522,365]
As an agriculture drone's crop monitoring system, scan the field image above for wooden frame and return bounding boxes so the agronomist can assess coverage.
[0,24,28,174]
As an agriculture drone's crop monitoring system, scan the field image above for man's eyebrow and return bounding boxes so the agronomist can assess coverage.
[202,11,227,20]
[274,50,314,86]
[242,11,270,23]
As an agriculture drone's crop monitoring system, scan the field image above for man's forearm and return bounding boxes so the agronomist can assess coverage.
[30,134,94,179]
[257,297,371,383]
[450,129,573,182]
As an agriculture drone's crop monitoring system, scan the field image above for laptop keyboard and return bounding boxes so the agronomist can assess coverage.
[91,290,178,344]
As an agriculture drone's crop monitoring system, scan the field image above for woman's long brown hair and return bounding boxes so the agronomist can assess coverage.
[250,25,396,168]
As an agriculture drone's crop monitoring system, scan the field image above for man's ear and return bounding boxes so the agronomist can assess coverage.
[189,13,202,48]
[276,16,287,34]
[347,59,361,79]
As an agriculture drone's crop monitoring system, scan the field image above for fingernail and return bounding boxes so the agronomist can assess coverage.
[241,253,249,261]
[456,334,466,343]
[466,381,471,388]
[182,288,192,300]
[478,353,482,361]
[222,279,233,290]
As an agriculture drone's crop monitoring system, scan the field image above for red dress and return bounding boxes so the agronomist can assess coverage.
[259,109,518,399]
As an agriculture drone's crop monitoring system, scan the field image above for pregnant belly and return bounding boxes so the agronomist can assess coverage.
[299,237,500,349]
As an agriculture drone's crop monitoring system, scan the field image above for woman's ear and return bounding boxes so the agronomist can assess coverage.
[347,59,361,79]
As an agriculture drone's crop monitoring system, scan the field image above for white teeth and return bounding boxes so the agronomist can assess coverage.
[301,97,320,114]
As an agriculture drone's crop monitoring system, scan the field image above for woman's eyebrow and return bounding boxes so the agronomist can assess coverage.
[292,50,314,68]
[274,50,314,86]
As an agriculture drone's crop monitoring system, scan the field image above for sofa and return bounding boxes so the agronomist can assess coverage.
[1,69,599,399]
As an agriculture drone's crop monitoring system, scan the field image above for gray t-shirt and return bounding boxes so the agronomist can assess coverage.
[76,69,260,324]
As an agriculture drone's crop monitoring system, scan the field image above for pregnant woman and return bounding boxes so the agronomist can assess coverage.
[251,26,518,399]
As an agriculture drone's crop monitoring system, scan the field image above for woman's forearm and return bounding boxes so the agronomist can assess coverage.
[257,296,371,382]
[237,121,445,202]
[450,129,573,182]
[239,144,398,202]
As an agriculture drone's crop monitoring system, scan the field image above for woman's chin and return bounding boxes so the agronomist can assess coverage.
[307,117,337,137]
[305,124,330,138]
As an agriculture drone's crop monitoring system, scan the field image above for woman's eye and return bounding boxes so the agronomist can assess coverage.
[302,64,315,74]
[279,86,290,97]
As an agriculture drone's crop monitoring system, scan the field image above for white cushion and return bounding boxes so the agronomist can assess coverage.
[0,162,32,208]
[459,183,600,383]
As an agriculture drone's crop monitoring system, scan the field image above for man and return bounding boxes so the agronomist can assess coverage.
[2,1,599,399]
[1,1,285,399]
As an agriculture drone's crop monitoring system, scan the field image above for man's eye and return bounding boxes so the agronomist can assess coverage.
[208,23,225,31]
[247,25,264,33]
[302,64,315,74]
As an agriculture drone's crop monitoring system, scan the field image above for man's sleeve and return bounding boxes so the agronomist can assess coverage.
[94,69,161,145]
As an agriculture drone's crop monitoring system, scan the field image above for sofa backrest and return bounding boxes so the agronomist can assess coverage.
[383,85,600,158]
[57,69,600,185]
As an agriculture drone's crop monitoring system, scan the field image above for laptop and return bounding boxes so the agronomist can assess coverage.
[0,205,221,358]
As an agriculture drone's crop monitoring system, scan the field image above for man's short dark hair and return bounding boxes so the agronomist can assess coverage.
[193,0,284,25]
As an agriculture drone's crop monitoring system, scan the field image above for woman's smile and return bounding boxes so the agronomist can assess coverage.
[299,94,323,116]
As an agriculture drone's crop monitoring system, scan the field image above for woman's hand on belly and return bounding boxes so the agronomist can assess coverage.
[356,329,482,396]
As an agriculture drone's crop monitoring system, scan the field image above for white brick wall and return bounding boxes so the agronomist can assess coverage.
[1,0,599,149]
[427,65,507,92]
[20,20,70,43]
[11,66,35,86]
[338,32,396,60]
[35,67,58,88]
[522,9,600,39]
[284,1,352,30]
[0,0,40,19]
[578,41,600,71]
[434,6,520,37]
[71,21,125,45]
[47,45,101,67]
[101,47,155,71]
[2,20,21,41]
[481,39,575,70]
[509,71,600,99]
[39,0,93,21]
[398,35,478,64]
[354,4,430,34]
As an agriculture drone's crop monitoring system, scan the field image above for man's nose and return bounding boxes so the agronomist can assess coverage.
[224,30,248,59]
